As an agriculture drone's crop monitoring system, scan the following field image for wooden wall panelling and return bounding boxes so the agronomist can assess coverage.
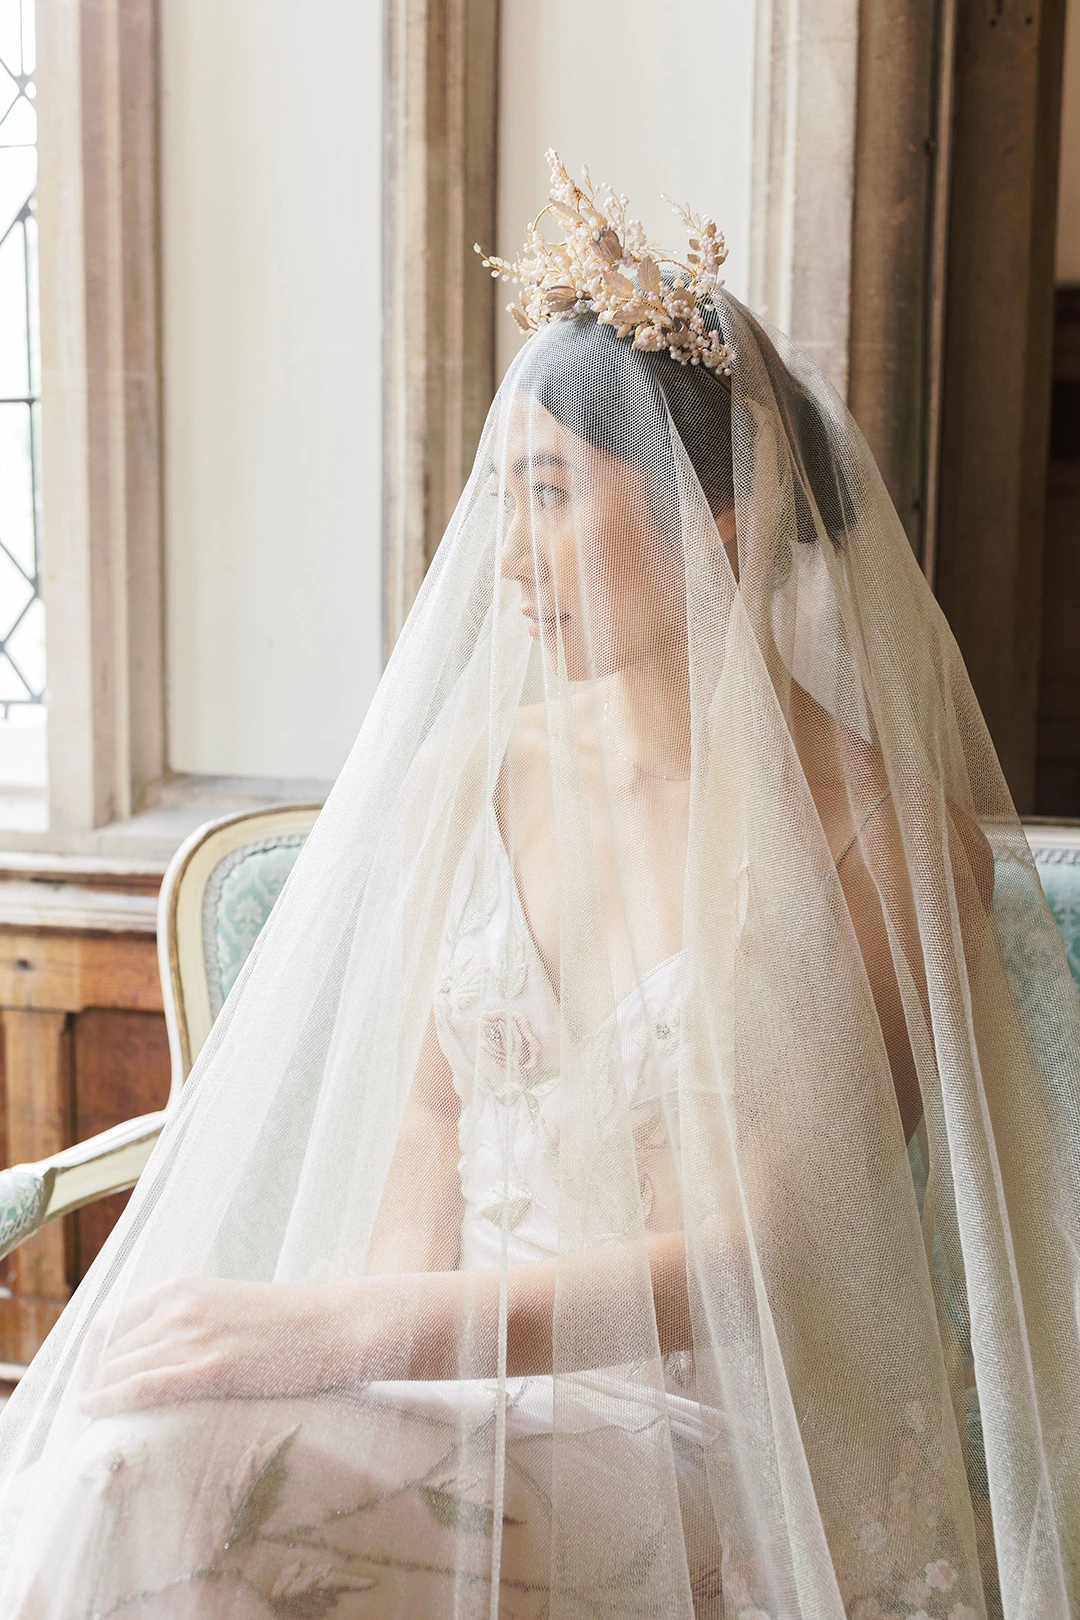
[933,0,1068,810]
[0,860,166,1365]
[752,0,1068,803]
[0,929,161,1013]
[1036,287,1080,815]
[0,1011,74,1364]
[73,1009,171,1278]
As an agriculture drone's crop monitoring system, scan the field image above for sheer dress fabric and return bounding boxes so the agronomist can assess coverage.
[0,294,1076,1620]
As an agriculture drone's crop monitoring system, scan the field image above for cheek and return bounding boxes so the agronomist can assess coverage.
[544,521,592,603]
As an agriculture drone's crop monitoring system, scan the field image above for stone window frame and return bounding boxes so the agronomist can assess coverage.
[24,0,497,859]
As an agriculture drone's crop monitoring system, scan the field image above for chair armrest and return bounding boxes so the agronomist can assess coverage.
[0,1111,167,1262]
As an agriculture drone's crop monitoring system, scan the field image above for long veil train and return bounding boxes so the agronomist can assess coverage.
[0,159,1077,1620]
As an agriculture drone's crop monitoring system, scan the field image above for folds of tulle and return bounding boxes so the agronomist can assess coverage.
[0,295,1075,1620]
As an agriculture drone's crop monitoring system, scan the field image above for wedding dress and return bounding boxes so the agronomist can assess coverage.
[0,154,1077,1620]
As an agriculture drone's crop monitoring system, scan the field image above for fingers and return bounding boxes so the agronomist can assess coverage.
[92,1338,218,1392]
[81,1358,220,1416]
[108,1278,182,1342]
[99,1277,218,1363]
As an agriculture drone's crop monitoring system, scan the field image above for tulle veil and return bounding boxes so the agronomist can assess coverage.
[0,274,1076,1620]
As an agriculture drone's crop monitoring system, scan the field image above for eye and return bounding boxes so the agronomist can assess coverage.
[533,483,566,511]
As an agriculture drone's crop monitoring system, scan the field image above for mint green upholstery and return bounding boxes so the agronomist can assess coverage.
[199,833,1080,1019]
[202,836,307,1019]
[993,840,1080,1064]
[1033,847,1080,994]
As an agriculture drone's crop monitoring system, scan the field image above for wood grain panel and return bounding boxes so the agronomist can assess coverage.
[0,1010,74,1364]
[934,0,1067,808]
[0,923,167,1363]
[72,1009,171,1277]
[0,930,162,1013]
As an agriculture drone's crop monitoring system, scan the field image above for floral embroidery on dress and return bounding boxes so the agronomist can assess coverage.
[436,955,484,1021]
[79,1434,148,1496]
[493,927,530,1000]
[480,1190,534,1231]
[476,1009,553,1112]
[652,1002,681,1054]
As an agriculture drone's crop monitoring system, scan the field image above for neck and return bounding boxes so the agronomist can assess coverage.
[607,655,691,781]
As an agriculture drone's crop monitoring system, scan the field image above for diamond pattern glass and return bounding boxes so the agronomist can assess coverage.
[0,0,42,721]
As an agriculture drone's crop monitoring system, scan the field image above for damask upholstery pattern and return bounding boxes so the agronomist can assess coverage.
[994,849,1080,1083]
[1032,847,1080,992]
[200,839,1080,1035]
[0,1169,47,1255]
[202,837,307,1020]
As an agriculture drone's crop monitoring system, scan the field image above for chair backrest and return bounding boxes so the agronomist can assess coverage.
[1023,820,1080,995]
[157,804,321,1096]
[156,810,1078,1105]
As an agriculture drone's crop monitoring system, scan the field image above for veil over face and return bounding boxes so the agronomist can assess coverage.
[0,290,1077,1620]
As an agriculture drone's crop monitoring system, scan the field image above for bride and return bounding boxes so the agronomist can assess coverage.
[0,153,1076,1620]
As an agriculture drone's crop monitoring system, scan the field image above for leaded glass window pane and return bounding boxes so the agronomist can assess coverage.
[0,0,45,795]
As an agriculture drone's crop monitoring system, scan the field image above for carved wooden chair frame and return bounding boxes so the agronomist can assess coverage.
[0,806,321,1264]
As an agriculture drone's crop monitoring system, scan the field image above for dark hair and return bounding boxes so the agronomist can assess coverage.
[518,312,851,545]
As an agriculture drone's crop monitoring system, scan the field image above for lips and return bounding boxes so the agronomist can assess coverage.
[521,603,568,638]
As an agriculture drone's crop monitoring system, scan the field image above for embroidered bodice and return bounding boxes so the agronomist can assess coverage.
[433,813,685,1272]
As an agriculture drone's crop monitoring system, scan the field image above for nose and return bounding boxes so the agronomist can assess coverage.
[499,511,538,586]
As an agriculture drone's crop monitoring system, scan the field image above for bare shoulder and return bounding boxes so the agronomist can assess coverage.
[791,682,994,909]
[790,682,889,860]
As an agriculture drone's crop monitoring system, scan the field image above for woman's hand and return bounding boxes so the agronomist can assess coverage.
[79,1234,691,1414]
[81,1273,440,1415]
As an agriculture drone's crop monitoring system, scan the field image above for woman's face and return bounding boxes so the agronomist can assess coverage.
[498,400,697,682]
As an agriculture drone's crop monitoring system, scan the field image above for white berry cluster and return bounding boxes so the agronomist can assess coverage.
[476,150,733,377]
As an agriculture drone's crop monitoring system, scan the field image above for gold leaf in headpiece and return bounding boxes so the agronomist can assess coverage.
[594,227,623,264]
[603,270,636,300]
[637,256,661,296]
[544,285,579,313]
[548,199,581,229]
[474,151,733,378]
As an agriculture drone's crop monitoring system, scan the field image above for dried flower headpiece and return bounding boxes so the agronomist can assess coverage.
[476,150,732,378]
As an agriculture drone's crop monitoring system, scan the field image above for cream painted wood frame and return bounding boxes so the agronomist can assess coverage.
[157,803,322,1088]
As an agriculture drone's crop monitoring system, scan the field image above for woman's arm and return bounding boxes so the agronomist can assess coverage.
[366,1013,464,1275]
[375,1228,692,1382]
[83,1234,692,1412]
[837,793,995,1142]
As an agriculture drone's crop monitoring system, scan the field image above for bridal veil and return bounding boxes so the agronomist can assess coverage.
[0,157,1077,1620]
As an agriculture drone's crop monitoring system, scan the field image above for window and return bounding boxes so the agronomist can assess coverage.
[0,0,44,806]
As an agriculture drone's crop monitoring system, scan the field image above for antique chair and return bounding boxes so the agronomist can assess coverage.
[0,805,321,1266]
[1022,821,1080,989]
[0,812,1076,1288]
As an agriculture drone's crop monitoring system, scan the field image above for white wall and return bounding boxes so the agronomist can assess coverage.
[161,0,382,783]
[1059,0,1080,283]
[496,1,756,380]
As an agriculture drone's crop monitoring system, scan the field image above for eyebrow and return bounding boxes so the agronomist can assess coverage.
[509,451,571,478]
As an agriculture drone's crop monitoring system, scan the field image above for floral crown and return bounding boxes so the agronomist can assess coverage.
[476,151,732,378]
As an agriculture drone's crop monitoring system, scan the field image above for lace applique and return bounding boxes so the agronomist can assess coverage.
[480,1191,533,1231]
[653,1002,681,1054]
